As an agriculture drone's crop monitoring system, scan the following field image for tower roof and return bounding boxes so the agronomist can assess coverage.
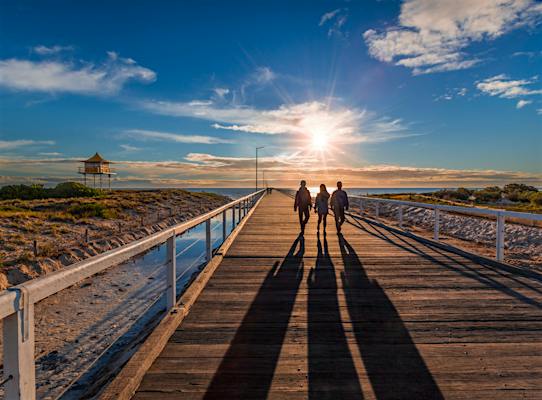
[83,152,108,163]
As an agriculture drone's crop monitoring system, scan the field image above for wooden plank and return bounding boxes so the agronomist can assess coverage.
[125,190,542,400]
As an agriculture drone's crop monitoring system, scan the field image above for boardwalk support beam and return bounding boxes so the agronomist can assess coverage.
[496,213,505,261]
[3,288,36,400]
[205,219,212,262]
[222,210,227,242]
[434,208,440,241]
[166,235,176,310]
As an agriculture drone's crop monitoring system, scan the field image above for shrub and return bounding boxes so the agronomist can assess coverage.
[67,203,117,219]
[475,186,502,203]
[51,182,101,198]
[0,182,102,200]
[530,192,542,207]
[0,184,47,200]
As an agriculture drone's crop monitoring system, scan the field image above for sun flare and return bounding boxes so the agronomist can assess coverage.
[311,132,329,152]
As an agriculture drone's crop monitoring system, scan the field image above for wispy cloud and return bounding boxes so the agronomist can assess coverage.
[0,139,55,150]
[1,155,540,188]
[476,74,542,99]
[119,144,142,152]
[364,0,542,74]
[140,99,415,144]
[0,51,156,95]
[516,99,532,109]
[32,45,74,55]
[121,129,234,144]
[435,87,467,101]
[319,8,349,38]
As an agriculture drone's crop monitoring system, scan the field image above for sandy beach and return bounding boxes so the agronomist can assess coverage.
[0,189,229,289]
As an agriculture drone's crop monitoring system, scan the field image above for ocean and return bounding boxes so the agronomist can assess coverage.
[186,187,444,199]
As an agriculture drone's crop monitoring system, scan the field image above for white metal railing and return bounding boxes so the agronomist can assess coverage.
[0,189,266,400]
[351,195,542,262]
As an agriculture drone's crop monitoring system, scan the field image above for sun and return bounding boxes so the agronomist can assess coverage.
[311,132,329,152]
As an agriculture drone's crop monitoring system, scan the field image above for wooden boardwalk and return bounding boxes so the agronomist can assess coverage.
[132,191,542,399]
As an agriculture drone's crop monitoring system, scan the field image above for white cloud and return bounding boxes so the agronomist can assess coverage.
[516,100,533,109]
[537,108,542,115]
[364,0,542,74]
[476,74,542,98]
[121,129,234,144]
[0,52,156,95]
[0,139,54,150]
[213,87,230,99]
[254,67,275,84]
[119,144,142,152]
[38,152,62,156]
[435,87,468,101]
[319,8,348,38]
[32,45,73,55]
[1,155,540,188]
[140,99,415,143]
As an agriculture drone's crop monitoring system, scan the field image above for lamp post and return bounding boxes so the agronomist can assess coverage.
[256,146,265,191]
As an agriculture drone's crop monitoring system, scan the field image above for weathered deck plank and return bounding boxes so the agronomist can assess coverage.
[133,190,542,399]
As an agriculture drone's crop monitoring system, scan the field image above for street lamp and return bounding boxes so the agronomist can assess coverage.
[256,146,265,191]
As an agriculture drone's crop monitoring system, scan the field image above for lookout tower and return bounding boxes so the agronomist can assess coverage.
[78,152,115,189]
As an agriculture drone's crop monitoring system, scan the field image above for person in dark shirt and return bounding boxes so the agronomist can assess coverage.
[294,180,312,234]
[314,183,330,233]
[330,181,349,233]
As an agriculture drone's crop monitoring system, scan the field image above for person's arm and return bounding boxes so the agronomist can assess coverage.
[345,192,349,210]
[330,192,335,210]
[294,191,299,211]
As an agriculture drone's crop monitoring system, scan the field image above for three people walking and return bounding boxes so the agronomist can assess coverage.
[294,181,349,234]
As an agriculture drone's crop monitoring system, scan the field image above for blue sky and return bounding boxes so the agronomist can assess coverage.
[0,0,541,187]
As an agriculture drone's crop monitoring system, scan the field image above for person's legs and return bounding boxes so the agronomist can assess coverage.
[323,212,327,231]
[298,208,304,231]
[339,208,346,227]
[303,208,310,226]
[317,213,322,231]
[334,210,341,232]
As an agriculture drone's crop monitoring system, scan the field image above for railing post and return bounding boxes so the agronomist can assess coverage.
[496,213,505,262]
[205,219,212,262]
[434,208,440,241]
[232,206,236,230]
[398,205,403,228]
[3,289,36,400]
[166,234,176,310]
[222,210,227,242]
[238,202,242,222]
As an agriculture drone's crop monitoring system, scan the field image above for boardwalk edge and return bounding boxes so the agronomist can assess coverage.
[98,193,267,400]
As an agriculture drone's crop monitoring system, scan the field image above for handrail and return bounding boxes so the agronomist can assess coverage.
[353,195,542,221]
[0,188,266,399]
[0,189,265,320]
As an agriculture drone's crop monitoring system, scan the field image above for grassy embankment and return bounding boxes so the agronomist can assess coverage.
[371,184,542,214]
[0,182,227,271]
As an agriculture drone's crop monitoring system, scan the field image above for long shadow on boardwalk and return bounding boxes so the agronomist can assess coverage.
[203,236,305,399]
[351,218,542,309]
[307,233,363,399]
[339,234,444,400]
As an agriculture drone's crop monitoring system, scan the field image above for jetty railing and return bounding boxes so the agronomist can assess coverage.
[277,188,541,262]
[0,189,266,400]
[351,195,542,262]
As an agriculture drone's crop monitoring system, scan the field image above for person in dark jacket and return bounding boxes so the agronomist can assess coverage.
[294,180,312,234]
[314,183,330,233]
[330,181,349,233]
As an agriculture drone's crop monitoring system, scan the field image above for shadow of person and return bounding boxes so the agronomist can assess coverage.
[203,235,305,399]
[308,233,364,399]
[338,234,444,400]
